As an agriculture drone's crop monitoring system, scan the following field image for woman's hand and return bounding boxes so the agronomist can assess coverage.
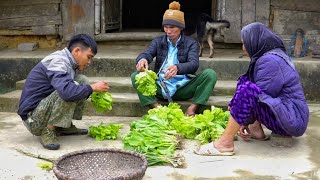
[163,65,178,80]
[136,59,148,71]
[238,125,251,141]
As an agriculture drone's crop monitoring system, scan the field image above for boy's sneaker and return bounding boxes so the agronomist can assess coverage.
[40,128,60,150]
[56,123,88,136]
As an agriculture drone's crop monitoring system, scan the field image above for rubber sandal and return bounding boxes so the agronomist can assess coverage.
[193,143,235,156]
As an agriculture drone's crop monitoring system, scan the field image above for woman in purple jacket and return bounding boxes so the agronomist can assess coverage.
[194,22,309,156]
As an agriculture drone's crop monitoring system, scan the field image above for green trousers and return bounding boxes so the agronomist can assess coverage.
[131,68,217,107]
[23,74,89,136]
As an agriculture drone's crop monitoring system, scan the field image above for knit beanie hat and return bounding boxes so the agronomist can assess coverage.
[162,1,185,29]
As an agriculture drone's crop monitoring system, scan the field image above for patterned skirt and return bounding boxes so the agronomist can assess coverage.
[228,75,288,136]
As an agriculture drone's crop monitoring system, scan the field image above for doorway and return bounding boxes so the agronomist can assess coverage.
[121,0,212,34]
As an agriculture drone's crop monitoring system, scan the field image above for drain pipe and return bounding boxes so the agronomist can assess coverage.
[94,0,101,34]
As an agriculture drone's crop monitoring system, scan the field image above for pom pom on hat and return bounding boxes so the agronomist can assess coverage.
[169,1,180,10]
[162,1,185,29]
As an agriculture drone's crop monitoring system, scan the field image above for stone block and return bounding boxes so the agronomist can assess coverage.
[17,43,38,51]
[0,43,8,49]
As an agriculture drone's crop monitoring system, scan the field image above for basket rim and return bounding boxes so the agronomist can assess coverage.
[53,148,148,180]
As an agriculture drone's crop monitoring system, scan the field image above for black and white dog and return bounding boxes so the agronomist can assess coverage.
[196,13,230,58]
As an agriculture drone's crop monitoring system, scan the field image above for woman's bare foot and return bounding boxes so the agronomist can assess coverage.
[201,113,239,154]
[213,137,235,153]
[185,104,199,116]
[248,121,266,140]
[238,121,267,141]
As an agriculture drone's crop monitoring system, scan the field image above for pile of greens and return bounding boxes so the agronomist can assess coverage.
[89,122,123,141]
[90,92,113,112]
[135,70,158,96]
[170,106,230,144]
[122,103,230,167]
[122,104,185,168]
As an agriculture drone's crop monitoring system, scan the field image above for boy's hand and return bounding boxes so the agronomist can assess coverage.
[91,81,110,92]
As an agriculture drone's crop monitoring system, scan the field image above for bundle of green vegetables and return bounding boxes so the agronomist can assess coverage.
[122,103,230,168]
[90,92,113,112]
[89,122,123,141]
[135,70,158,96]
[170,106,230,144]
[122,104,185,168]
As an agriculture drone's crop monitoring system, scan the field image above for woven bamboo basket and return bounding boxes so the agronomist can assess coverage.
[53,148,148,180]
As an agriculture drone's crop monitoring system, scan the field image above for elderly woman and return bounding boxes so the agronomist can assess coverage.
[194,22,309,156]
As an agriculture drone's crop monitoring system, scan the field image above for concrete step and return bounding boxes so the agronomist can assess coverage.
[1,47,320,101]
[95,32,163,41]
[0,47,248,80]
[16,77,237,96]
[83,48,249,80]
[94,32,236,47]
[0,90,232,117]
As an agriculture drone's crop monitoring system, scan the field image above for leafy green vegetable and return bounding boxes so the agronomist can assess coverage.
[169,105,230,144]
[170,116,197,139]
[90,92,112,112]
[135,70,158,96]
[89,123,123,141]
[122,104,185,168]
[122,103,230,168]
[148,103,185,123]
[36,162,53,170]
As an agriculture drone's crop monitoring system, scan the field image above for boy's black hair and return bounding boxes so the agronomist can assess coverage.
[67,34,97,55]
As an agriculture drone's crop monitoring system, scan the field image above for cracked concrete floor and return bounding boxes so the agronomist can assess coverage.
[0,104,319,180]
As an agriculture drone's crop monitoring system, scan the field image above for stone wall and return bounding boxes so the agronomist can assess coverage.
[271,0,320,36]
[0,0,96,48]
[0,0,62,48]
[218,0,319,43]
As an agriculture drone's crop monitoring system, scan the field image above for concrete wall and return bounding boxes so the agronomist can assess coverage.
[217,0,319,43]
[271,0,320,36]
[0,58,40,94]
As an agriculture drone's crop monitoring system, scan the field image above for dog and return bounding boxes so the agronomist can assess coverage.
[196,13,230,58]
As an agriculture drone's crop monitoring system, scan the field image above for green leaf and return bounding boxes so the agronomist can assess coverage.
[89,123,123,141]
[90,92,113,113]
[135,70,158,96]
[36,162,53,170]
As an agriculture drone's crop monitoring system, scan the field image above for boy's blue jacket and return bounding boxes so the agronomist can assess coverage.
[17,48,93,120]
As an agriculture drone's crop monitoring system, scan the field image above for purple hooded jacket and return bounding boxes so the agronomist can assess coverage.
[241,22,309,136]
